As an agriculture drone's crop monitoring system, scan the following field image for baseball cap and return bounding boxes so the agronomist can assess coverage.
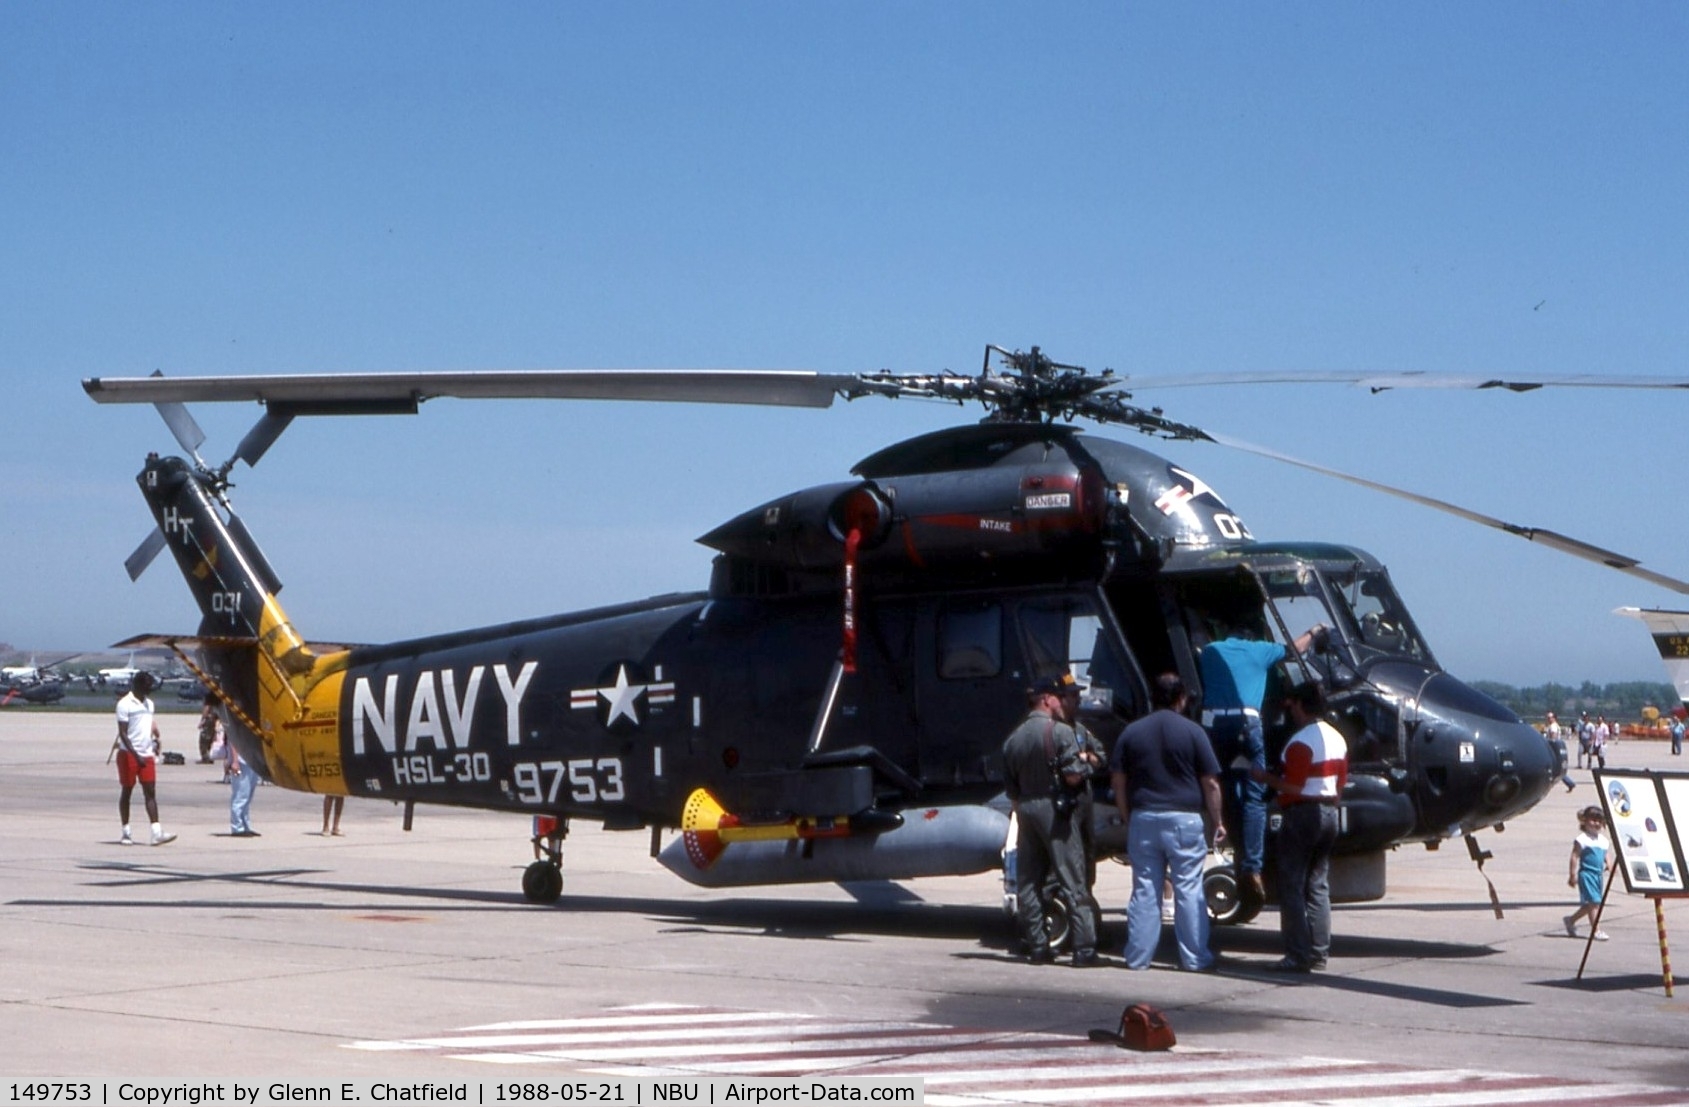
[1032,672,1080,696]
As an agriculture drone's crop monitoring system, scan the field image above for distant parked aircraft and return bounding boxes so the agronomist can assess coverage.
[1618,608,1689,712]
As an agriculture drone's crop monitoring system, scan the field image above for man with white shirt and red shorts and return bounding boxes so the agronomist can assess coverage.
[114,671,177,846]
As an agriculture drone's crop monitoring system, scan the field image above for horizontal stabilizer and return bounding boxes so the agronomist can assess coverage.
[112,632,361,653]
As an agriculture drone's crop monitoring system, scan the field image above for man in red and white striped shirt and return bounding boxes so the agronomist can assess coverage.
[1252,682,1348,972]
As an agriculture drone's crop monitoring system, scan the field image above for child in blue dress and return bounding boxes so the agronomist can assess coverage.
[1564,805,1611,941]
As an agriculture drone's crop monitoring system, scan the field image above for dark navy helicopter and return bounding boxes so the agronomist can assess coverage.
[89,345,1679,924]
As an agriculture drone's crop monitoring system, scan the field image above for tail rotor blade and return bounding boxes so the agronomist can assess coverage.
[147,371,207,459]
[230,410,295,469]
[155,400,207,457]
[125,527,166,582]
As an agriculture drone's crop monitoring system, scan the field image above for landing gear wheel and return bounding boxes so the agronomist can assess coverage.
[1204,865,1243,926]
[522,860,563,904]
[1041,890,1072,952]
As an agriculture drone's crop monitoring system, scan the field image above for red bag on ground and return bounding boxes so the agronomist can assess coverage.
[1120,1003,1175,1051]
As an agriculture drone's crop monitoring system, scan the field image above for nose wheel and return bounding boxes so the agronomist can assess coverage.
[1204,861,1265,925]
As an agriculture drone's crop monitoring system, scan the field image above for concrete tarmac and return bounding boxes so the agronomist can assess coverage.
[3,710,1688,1091]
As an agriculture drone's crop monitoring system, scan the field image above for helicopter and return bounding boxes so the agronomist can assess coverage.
[0,680,66,706]
[83,345,1684,922]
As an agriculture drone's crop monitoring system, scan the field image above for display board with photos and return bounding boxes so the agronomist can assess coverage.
[1592,770,1689,896]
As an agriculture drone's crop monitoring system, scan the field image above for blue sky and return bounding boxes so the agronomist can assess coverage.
[3,4,1687,686]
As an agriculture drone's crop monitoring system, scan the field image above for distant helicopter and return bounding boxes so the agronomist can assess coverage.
[1,679,65,706]
[83,347,1684,921]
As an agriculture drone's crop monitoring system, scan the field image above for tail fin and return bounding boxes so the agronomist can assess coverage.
[137,453,349,791]
[1617,607,1689,711]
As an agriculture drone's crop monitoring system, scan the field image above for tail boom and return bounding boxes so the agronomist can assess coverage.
[136,454,350,794]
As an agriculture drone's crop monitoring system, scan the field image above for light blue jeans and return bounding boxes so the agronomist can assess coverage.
[1124,809,1212,970]
[1210,714,1267,875]
[229,764,256,833]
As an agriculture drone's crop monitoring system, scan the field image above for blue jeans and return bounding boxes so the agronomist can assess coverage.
[1210,714,1267,875]
[229,764,256,833]
[1124,809,1212,970]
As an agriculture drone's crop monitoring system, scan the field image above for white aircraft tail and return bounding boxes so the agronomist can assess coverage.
[1617,607,1689,709]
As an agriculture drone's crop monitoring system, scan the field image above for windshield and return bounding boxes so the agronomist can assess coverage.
[1324,566,1433,665]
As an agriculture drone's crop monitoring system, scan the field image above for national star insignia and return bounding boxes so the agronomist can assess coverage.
[598,664,646,727]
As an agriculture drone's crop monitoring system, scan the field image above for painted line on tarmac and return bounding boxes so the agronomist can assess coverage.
[346,1003,1686,1105]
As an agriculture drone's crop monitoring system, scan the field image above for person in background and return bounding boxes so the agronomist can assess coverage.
[114,672,176,846]
[227,731,260,838]
[1543,712,1575,792]
[196,699,220,764]
[322,795,345,836]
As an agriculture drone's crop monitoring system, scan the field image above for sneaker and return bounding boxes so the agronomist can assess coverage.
[1593,930,1610,942]
[1071,949,1100,968]
[1563,914,1578,938]
[151,831,177,846]
[119,834,134,846]
[1270,957,1312,973]
[1025,945,1054,965]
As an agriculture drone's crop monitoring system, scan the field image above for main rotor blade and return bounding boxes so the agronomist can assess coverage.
[1122,371,1689,392]
[1205,430,1689,596]
[83,370,859,411]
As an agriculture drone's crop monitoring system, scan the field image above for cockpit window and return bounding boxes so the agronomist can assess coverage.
[1326,568,1433,665]
[1258,567,1337,659]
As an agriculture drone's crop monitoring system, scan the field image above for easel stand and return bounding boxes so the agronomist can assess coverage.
[1653,896,1674,998]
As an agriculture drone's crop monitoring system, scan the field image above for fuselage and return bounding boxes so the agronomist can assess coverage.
[138,421,1561,892]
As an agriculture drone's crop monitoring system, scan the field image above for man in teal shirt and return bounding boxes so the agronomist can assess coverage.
[1200,623,1322,907]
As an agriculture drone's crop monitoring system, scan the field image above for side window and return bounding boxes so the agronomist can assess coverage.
[938,602,1002,679]
[1017,596,1140,720]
